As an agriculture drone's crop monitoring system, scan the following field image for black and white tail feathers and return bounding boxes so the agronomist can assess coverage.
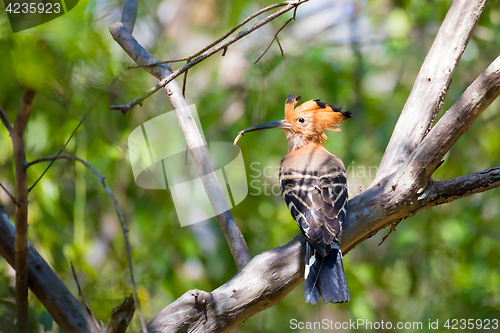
[304,242,349,304]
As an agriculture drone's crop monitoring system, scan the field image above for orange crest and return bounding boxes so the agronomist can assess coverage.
[284,94,351,137]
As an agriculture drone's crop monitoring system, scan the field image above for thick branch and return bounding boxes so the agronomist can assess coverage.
[12,88,35,333]
[110,0,252,270]
[144,235,305,333]
[120,0,137,32]
[0,207,101,333]
[376,0,487,182]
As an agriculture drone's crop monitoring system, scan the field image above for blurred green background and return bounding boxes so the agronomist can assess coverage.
[1,0,499,331]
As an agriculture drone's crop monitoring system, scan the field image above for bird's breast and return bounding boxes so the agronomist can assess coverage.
[280,146,345,176]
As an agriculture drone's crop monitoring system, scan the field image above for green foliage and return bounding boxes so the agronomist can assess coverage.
[0,0,499,331]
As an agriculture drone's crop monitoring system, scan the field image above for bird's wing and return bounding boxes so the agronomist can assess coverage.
[280,169,348,257]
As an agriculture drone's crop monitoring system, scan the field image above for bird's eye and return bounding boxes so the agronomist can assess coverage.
[298,117,305,123]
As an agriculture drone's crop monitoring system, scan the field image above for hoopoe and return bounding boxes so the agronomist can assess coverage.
[235,93,351,304]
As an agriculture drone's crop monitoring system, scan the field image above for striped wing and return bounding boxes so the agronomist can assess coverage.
[280,170,348,257]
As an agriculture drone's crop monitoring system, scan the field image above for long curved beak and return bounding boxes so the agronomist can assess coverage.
[234,120,291,145]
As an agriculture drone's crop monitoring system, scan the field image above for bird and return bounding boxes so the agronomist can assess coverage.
[234,93,351,304]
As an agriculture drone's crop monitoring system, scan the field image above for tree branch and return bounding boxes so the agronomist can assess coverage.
[376,0,487,182]
[71,263,102,330]
[421,166,500,208]
[130,1,296,69]
[0,182,20,207]
[12,88,35,333]
[0,106,12,132]
[109,0,252,272]
[144,235,306,333]
[108,295,135,333]
[0,207,101,333]
[109,0,309,114]
[254,5,297,64]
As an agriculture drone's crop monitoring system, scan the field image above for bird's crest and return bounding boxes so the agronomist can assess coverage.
[285,93,351,136]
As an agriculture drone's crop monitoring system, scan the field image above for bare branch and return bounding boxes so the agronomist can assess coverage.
[109,0,309,113]
[0,182,20,207]
[0,207,101,333]
[254,5,297,64]
[71,262,102,330]
[376,0,487,182]
[121,0,137,33]
[182,68,189,98]
[0,106,12,132]
[129,1,296,69]
[12,88,35,333]
[26,153,146,331]
[28,77,117,193]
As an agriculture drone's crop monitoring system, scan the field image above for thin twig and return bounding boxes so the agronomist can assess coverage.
[128,58,189,68]
[0,107,12,132]
[27,154,142,333]
[129,1,296,69]
[276,36,285,59]
[71,262,102,330]
[109,0,309,114]
[254,5,298,64]
[378,220,401,246]
[12,88,35,333]
[0,183,20,207]
[182,68,189,98]
[28,77,118,193]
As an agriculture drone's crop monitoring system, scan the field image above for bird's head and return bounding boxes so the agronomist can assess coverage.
[234,93,351,151]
